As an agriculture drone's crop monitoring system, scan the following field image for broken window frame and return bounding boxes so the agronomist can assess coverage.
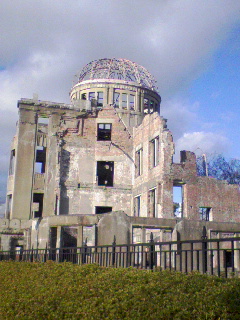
[150,136,159,168]
[135,148,143,177]
[148,188,157,218]
[199,207,211,221]
[96,161,114,187]
[9,149,15,176]
[97,123,112,141]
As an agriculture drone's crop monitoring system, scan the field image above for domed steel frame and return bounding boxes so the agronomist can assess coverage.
[76,58,157,91]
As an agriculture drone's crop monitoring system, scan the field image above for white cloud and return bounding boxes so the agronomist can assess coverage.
[175,131,230,159]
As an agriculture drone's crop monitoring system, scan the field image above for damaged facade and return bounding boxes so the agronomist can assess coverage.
[1,58,240,260]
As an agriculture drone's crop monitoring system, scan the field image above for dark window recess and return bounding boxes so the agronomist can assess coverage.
[199,207,211,221]
[6,194,12,219]
[81,93,86,100]
[97,161,114,187]
[95,206,112,214]
[134,196,141,217]
[9,149,15,175]
[33,193,44,218]
[97,124,112,141]
[224,250,233,268]
[97,92,103,106]
[50,227,57,249]
[35,146,46,173]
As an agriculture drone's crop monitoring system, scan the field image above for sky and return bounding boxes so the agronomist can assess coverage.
[0,0,240,210]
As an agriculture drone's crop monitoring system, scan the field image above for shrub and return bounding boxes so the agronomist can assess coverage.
[0,261,240,319]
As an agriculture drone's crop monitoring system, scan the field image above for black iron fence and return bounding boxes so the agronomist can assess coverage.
[1,233,240,278]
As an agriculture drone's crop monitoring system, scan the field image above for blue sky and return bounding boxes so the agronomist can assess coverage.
[0,1,240,210]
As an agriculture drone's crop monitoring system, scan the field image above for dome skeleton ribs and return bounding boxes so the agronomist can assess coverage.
[75,58,157,91]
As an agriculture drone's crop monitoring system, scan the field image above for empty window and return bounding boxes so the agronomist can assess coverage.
[135,148,143,177]
[97,123,112,141]
[144,98,149,114]
[224,250,233,268]
[81,93,86,100]
[89,92,95,101]
[35,146,46,173]
[97,161,114,187]
[134,196,141,217]
[122,93,127,109]
[97,92,103,106]
[150,136,159,168]
[129,94,135,110]
[6,194,12,219]
[149,100,155,113]
[148,188,157,218]
[173,185,183,217]
[199,207,211,221]
[9,149,15,175]
[95,206,112,214]
[114,91,120,108]
[33,193,44,218]
[38,117,49,125]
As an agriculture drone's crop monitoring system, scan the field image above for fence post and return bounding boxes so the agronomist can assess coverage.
[149,232,155,270]
[44,243,48,263]
[112,235,116,266]
[82,238,88,264]
[201,226,207,274]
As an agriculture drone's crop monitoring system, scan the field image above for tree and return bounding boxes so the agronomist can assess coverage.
[196,154,240,185]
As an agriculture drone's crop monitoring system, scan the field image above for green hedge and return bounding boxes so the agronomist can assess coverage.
[0,261,240,319]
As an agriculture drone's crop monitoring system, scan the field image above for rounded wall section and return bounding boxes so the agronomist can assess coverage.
[70,79,161,115]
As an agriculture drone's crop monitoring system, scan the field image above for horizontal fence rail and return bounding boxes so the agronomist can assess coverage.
[1,236,240,278]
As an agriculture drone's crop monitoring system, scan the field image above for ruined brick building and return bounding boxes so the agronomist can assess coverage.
[1,58,240,252]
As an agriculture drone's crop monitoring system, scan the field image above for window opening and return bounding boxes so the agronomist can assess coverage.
[95,206,112,214]
[33,193,44,218]
[38,117,49,125]
[149,100,154,113]
[144,98,149,114]
[97,123,112,141]
[150,136,159,168]
[97,161,114,187]
[97,92,103,106]
[6,194,12,219]
[9,149,15,175]
[122,93,127,109]
[89,92,95,101]
[224,250,233,268]
[81,93,86,100]
[135,148,143,176]
[129,94,135,110]
[199,207,211,221]
[148,188,157,218]
[114,91,120,108]
[134,196,141,217]
[173,186,183,217]
[35,146,46,173]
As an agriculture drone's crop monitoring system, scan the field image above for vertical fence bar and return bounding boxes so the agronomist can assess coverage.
[231,240,235,274]
[217,241,220,277]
